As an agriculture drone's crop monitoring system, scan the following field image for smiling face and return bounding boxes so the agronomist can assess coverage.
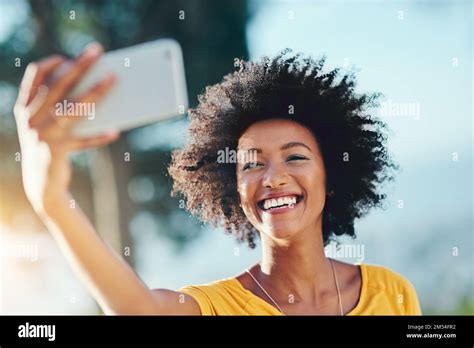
[236,118,327,243]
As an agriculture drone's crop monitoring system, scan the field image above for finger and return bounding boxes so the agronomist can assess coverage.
[32,73,116,139]
[17,55,66,106]
[28,43,104,128]
[78,73,116,104]
[67,131,120,151]
[54,73,116,129]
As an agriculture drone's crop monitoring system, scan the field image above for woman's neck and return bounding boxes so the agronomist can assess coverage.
[256,220,335,305]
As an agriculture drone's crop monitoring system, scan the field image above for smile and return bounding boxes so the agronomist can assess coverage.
[257,194,304,214]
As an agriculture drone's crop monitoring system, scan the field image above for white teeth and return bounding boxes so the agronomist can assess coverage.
[262,195,298,210]
[288,196,296,207]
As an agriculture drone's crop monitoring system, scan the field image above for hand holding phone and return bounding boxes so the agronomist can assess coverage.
[14,39,188,212]
[64,39,189,136]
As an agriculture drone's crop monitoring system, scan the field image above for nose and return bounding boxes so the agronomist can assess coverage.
[262,162,289,188]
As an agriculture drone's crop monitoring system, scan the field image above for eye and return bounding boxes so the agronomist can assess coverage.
[287,155,308,162]
[242,162,261,171]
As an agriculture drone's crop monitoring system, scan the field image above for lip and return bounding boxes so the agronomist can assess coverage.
[256,191,305,215]
[257,191,303,201]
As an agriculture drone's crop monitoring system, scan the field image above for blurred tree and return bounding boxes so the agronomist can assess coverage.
[0,0,250,265]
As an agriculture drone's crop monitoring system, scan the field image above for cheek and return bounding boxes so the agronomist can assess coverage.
[236,175,260,221]
[293,164,326,206]
[307,170,326,194]
[236,176,253,206]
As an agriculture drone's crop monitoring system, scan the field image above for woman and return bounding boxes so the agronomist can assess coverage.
[14,42,421,315]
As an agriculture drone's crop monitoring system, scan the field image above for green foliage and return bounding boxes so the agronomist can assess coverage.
[423,296,474,315]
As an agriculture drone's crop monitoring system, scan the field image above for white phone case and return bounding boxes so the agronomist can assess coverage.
[64,39,188,136]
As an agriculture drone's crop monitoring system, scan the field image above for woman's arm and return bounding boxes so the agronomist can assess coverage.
[41,194,200,315]
[14,43,200,315]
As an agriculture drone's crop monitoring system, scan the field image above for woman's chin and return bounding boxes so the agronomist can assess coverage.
[261,224,300,241]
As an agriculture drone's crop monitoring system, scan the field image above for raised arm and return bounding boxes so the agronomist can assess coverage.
[14,43,200,315]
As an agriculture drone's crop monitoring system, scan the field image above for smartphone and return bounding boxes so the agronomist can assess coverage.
[62,39,188,136]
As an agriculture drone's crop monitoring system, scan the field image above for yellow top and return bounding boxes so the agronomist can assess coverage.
[178,263,422,315]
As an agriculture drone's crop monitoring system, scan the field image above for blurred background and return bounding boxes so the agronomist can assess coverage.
[0,0,472,315]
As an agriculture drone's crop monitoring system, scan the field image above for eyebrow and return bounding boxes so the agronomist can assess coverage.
[242,142,312,154]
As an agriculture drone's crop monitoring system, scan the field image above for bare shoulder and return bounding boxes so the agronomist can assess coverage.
[150,288,201,315]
